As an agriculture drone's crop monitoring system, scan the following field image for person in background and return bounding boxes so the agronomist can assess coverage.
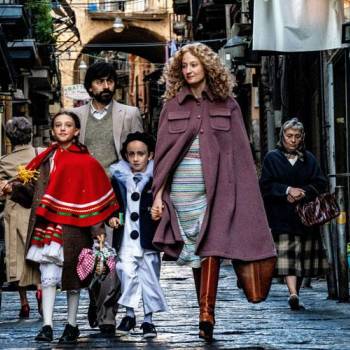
[260,118,328,310]
[71,61,143,174]
[0,117,43,319]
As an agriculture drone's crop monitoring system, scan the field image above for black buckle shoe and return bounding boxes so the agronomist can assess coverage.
[140,322,157,339]
[99,324,115,336]
[88,289,98,328]
[35,325,53,342]
[58,323,80,344]
[116,316,136,335]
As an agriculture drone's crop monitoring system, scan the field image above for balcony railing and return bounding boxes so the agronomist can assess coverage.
[0,2,29,39]
[88,0,169,15]
[0,0,21,4]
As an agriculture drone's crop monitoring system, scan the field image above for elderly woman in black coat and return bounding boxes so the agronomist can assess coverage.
[260,118,328,310]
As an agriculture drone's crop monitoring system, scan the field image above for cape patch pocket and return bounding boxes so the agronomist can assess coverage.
[209,108,231,131]
[167,111,190,133]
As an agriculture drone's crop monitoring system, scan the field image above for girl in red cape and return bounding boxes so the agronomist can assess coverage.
[3,111,118,344]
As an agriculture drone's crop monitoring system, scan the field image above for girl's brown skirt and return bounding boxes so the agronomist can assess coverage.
[20,225,93,291]
[61,225,93,290]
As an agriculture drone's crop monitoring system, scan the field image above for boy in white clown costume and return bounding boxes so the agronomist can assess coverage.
[108,132,167,338]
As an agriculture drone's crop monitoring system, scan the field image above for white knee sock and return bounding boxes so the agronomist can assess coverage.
[67,290,80,327]
[42,286,56,327]
[126,307,135,318]
[144,312,152,324]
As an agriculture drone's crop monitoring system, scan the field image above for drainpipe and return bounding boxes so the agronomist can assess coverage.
[335,186,349,302]
[327,60,339,289]
[321,223,338,299]
[325,61,336,190]
[260,57,275,151]
[225,5,231,39]
[323,59,338,299]
[241,0,249,24]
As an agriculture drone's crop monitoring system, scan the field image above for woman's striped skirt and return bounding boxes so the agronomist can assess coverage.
[170,136,207,268]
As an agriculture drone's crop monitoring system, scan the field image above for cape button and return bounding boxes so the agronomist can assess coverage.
[130,230,139,240]
[130,212,139,221]
[131,192,140,201]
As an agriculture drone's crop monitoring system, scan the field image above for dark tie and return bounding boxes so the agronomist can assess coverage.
[133,174,142,185]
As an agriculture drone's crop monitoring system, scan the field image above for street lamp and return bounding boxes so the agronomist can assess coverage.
[113,16,125,33]
[79,59,88,83]
[78,60,87,71]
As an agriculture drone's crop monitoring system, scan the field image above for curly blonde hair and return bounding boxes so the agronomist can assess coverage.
[161,43,234,101]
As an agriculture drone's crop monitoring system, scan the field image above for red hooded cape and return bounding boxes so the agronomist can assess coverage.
[25,143,119,227]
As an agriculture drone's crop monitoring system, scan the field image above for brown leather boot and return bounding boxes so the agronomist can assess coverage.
[192,267,201,305]
[199,256,220,343]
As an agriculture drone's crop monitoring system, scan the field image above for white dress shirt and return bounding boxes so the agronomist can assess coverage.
[90,101,111,120]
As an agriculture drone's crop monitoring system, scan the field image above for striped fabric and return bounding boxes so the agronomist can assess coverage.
[31,222,63,247]
[274,233,328,277]
[37,188,116,222]
[170,136,207,268]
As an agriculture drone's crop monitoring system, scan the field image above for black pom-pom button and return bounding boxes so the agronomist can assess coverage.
[131,192,140,201]
[130,230,139,239]
[130,212,139,221]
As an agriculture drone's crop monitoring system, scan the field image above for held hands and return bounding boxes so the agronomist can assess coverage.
[96,233,105,246]
[151,196,164,221]
[287,187,305,203]
[108,217,120,229]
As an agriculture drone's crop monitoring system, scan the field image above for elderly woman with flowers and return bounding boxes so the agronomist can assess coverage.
[0,117,44,319]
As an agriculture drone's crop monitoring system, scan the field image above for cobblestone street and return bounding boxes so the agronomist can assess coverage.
[0,262,349,349]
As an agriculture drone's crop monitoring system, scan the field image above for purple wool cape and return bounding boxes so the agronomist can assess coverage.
[152,86,276,261]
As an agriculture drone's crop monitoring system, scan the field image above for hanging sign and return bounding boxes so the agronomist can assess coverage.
[63,84,90,100]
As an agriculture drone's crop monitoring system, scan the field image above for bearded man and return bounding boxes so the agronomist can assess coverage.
[72,61,143,175]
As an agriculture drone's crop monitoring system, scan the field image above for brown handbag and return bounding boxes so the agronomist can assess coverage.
[232,256,276,303]
[295,191,340,227]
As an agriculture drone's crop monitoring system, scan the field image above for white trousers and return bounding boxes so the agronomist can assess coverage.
[116,252,168,315]
[40,263,62,287]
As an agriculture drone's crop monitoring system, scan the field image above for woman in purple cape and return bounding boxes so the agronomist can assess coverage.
[151,43,276,343]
